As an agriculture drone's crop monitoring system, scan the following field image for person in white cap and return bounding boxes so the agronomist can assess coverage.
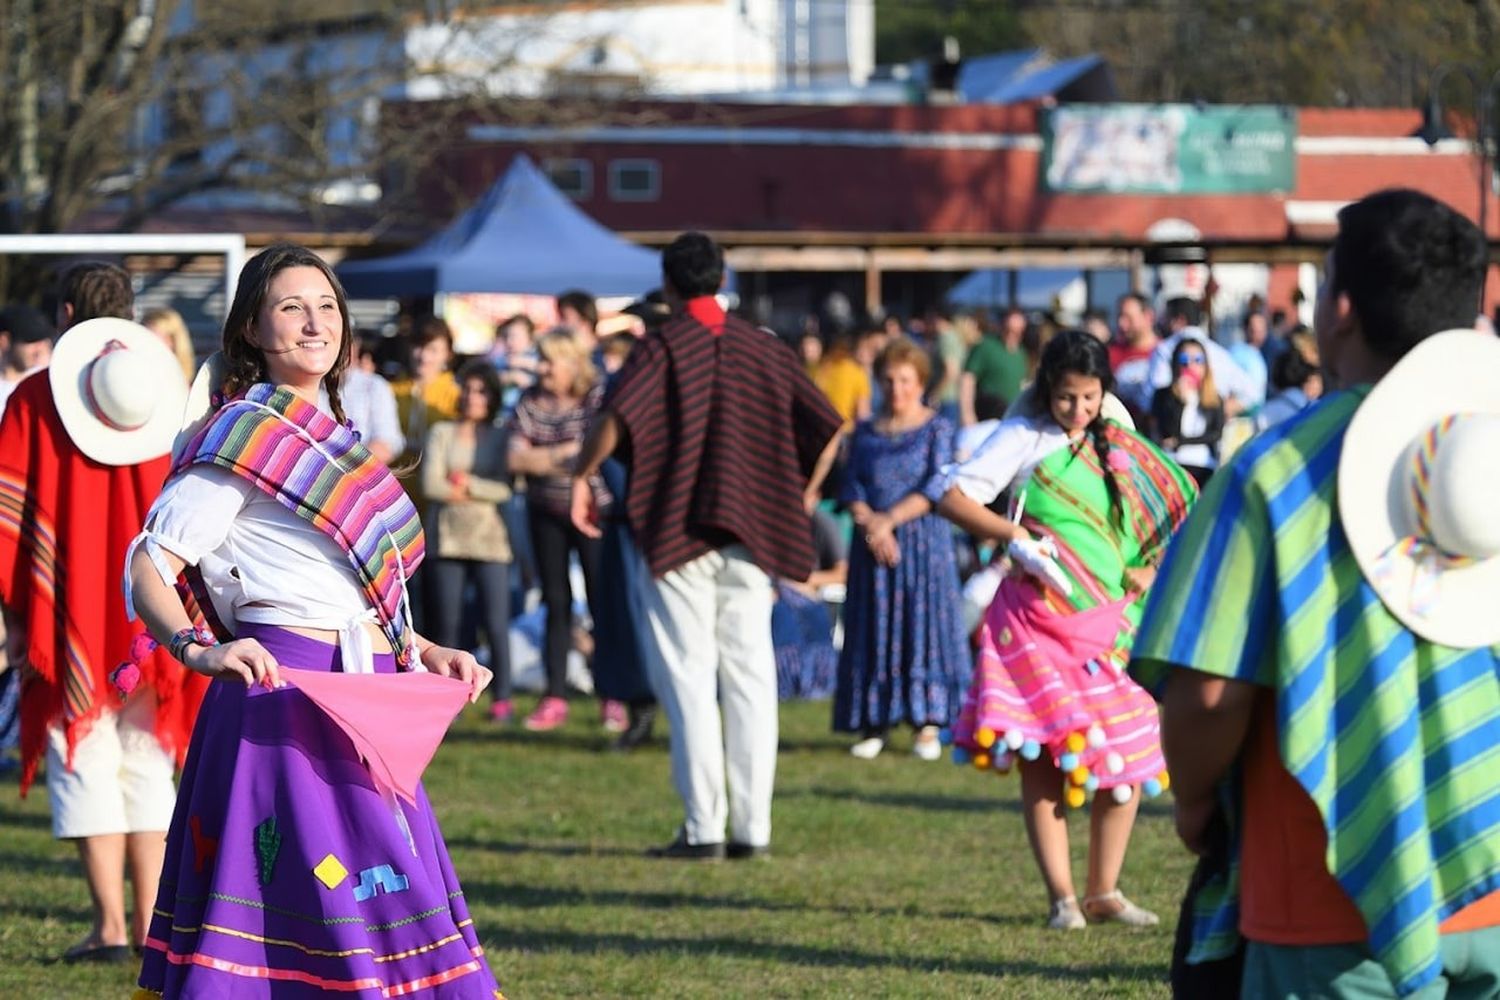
[0,264,203,964]
[1131,189,1500,998]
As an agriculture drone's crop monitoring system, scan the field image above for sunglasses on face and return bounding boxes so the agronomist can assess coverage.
[1175,352,1206,365]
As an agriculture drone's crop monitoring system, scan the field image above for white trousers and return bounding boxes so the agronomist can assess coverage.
[643,545,777,847]
[46,690,175,839]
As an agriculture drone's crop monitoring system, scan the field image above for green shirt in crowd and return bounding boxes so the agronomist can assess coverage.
[964,337,1028,407]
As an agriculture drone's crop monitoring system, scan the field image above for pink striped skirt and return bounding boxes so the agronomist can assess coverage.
[951,578,1165,792]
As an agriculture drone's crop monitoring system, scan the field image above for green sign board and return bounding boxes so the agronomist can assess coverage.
[1042,104,1297,194]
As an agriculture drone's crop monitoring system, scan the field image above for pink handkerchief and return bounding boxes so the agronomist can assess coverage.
[282,671,470,804]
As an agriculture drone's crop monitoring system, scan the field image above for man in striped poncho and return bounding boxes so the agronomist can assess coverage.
[1131,189,1500,998]
[571,232,843,862]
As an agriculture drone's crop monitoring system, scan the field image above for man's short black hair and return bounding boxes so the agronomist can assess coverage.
[0,304,55,344]
[1332,189,1486,361]
[1270,345,1318,392]
[555,289,597,329]
[662,232,724,299]
[1164,296,1202,328]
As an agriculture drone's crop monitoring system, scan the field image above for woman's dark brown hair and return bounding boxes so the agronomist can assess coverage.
[456,359,503,423]
[220,243,354,423]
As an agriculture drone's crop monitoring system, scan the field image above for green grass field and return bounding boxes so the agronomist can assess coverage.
[0,698,1193,998]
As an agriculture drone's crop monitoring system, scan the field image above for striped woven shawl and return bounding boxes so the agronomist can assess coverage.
[173,384,423,666]
[1132,389,1500,995]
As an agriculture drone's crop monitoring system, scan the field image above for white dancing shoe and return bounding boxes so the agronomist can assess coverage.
[1082,889,1160,927]
[849,737,885,759]
[1047,896,1087,931]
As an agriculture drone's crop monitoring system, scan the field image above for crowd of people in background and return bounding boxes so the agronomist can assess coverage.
[1,189,1497,1000]
[0,246,1332,784]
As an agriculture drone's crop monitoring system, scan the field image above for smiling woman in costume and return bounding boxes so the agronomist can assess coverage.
[124,244,504,998]
[935,330,1196,932]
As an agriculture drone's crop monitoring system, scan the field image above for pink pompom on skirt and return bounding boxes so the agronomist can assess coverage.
[951,577,1165,789]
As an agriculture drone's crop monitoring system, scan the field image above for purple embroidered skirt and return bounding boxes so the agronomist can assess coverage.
[138,624,503,998]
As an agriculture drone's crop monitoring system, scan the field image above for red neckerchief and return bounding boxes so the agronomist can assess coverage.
[684,296,727,335]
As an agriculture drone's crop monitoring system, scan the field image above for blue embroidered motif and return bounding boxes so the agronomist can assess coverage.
[352,864,410,902]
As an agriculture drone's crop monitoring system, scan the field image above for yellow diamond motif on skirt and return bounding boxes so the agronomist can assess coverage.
[313,852,349,889]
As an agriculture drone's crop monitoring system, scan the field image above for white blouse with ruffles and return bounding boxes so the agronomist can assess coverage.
[938,412,1077,508]
[125,464,398,673]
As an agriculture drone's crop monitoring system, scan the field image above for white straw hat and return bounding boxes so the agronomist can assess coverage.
[172,351,229,461]
[49,318,190,466]
[1338,328,1500,648]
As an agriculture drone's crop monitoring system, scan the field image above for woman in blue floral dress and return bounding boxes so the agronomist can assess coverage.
[835,339,971,760]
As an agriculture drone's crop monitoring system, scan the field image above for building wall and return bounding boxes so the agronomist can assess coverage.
[410,101,1491,242]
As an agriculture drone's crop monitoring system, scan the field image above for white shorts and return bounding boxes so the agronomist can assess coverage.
[45,691,176,839]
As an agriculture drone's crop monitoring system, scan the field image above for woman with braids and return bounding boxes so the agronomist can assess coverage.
[123,245,504,997]
[930,330,1196,932]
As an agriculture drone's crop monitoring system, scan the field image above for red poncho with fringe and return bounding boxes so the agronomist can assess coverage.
[0,372,206,794]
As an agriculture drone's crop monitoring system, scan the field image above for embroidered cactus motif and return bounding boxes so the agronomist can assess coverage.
[254,816,282,887]
[352,864,410,902]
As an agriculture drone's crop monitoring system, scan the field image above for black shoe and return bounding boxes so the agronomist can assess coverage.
[610,704,657,753]
[645,831,725,861]
[727,842,771,861]
[61,943,132,964]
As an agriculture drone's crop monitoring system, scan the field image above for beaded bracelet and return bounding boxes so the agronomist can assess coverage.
[168,626,218,664]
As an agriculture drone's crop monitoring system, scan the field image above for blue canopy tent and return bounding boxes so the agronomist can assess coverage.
[946,268,1131,313]
[337,154,663,299]
[956,49,1117,104]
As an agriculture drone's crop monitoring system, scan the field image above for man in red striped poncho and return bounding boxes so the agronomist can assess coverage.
[0,264,204,963]
[572,232,843,860]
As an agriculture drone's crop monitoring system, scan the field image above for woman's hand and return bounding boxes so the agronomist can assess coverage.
[863,511,895,542]
[570,477,602,539]
[1122,565,1158,595]
[186,638,283,690]
[870,533,901,567]
[861,512,900,566]
[421,643,492,704]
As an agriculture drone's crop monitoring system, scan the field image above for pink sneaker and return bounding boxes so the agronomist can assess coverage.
[524,696,569,731]
[601,699,628,733]
[489,699,514,725]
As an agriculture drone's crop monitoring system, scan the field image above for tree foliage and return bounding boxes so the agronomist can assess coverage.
[874,0,1027,67]
[880,0,1500,107]
[1027,0,1500,107]
[0,0,541,299]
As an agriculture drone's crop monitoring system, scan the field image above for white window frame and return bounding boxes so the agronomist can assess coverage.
[0,234,245,320]
[544,158,593,200]
[608,158,660,202]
